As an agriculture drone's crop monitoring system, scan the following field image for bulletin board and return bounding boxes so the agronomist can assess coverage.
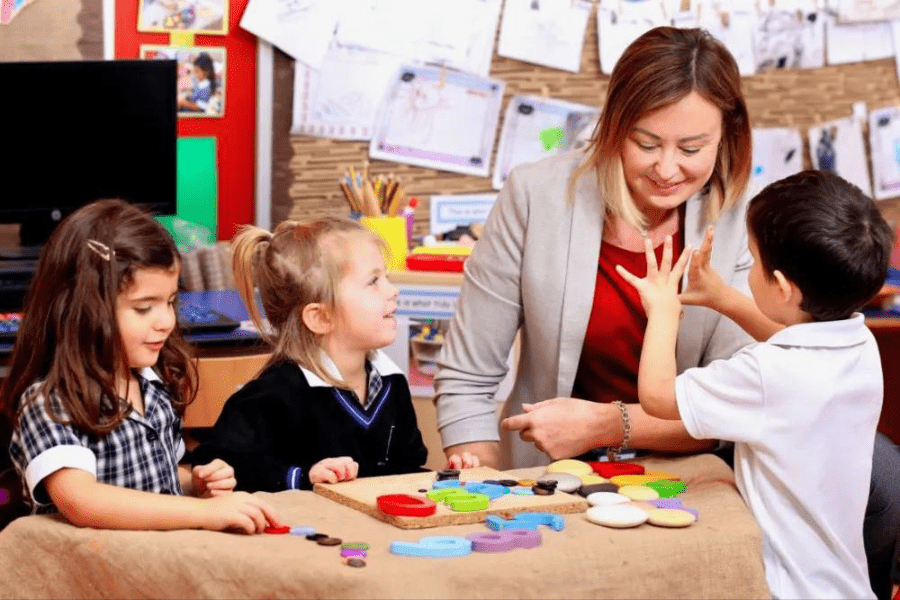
[114,0,257,242]
[273,4,900,233]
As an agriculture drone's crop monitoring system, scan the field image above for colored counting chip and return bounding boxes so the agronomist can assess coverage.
[342,542,370,550]
[578,482,619,497]
[586,491,631,507]
[317,537,343,546]
[289,526,316,536]
[511,487,535,495]
[617,485,660,501]
[344,558,366,568]
[647,508,696,528]
[390,536,472,557]
[537,472,582,493]
[579,475,610,486]
[436,469,460,481]
[646,479,687,497]
[468,530,542,552]
[585,504,649,528]
[591,462,645,478]
[546,459,594,477]
[610,474,668,486]
[340,549,367,558]
[643,469,681,481]
[264,525,290,534]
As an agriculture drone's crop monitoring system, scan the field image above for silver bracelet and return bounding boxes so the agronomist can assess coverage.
[607,400,632,462]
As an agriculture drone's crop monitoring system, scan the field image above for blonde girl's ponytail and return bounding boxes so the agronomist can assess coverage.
[231,226,273,344]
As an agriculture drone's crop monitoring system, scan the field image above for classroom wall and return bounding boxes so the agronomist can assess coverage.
[114,0,257,242]
[274,5,900,232]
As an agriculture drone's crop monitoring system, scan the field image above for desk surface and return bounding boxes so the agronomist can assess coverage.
[0,455,769,599]
[0,290,262,354]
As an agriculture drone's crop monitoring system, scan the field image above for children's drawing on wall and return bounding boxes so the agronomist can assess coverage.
[807,116,872,196]
[370,65,505,177]
[138,0,229,34]
[753,8,824,71]
[750,127,803,192]
[407,318,449,394]
[868,106,900,200]
[141,45,226,118]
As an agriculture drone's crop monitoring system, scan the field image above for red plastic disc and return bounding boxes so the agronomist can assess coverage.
[376,494,438,517]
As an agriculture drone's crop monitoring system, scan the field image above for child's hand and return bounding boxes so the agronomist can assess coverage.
[679,225,728,311]
[192,459,237,498]
[309,456,359,485]
[201,491,281,534]
[446,452,480,469]
[616,235,690,318]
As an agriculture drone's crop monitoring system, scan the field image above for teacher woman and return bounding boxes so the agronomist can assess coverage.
[434,26,899,599]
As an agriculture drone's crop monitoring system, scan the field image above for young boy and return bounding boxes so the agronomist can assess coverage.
[617,170,893,600]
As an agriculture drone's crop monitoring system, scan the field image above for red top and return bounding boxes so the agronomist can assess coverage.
[572,236,681,405]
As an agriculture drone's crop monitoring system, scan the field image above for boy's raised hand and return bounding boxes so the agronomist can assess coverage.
[616,235,691,318]
[679,225,728,311]
[309,456,359,485]
[192,459,237,498]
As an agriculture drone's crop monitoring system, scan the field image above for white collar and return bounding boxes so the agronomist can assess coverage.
[137,367,162,383]
[300,349,403,388]
[767,313,870,349]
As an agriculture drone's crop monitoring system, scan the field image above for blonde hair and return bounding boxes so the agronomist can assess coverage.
[231,217,385,388]
[569,26,751,230]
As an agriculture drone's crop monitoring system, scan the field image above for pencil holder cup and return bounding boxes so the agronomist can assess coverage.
[361,216,408,271]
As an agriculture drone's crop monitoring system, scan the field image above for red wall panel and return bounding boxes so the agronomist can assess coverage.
[114,0,256,241]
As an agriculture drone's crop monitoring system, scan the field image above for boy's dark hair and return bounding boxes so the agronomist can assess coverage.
[747,170,894,321]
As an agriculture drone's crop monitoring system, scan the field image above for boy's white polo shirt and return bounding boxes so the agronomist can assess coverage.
[675,313,880,600]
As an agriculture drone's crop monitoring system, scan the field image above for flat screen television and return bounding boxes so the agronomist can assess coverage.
[0,59,178,251]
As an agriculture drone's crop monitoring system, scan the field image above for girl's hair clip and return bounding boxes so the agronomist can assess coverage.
[87,239,114,262]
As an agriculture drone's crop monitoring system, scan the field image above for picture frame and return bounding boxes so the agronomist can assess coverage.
[141,45,226,118]
[137,0,228,35]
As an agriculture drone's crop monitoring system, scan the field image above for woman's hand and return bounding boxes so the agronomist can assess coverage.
[679,225,728,311]
[445,452,480,469]
[191,459,236,498]
[501,398,624,459]
[308,456,359,485]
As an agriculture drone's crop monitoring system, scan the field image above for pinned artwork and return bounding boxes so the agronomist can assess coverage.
[141,45,226,118]
[138,0,229,34]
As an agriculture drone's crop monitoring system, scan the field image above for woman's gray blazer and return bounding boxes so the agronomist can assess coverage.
[434,150,754,468]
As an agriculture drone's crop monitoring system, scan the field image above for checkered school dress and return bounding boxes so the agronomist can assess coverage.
[9,368,185,514]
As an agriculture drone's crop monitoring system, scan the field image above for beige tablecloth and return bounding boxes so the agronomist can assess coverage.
[0,454,770,599]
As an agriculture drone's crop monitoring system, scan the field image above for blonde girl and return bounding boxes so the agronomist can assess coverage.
[192,217,438,491]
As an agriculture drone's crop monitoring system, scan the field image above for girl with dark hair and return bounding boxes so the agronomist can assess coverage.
[1,199,279,533]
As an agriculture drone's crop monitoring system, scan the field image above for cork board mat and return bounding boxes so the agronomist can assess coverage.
[272,3,900,230]
[313,466,588,529]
